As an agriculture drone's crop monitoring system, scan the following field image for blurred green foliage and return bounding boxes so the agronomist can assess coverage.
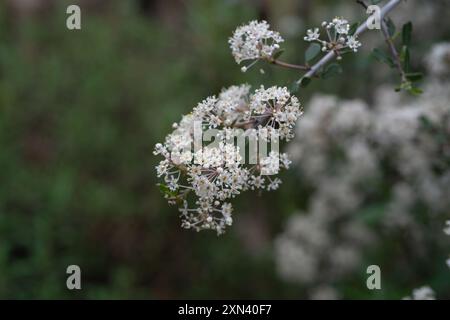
[0,0,448,299]
[0,0,303,299]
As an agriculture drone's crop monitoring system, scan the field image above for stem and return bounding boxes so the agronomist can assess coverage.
[300,0,402,80]
[380,18,407,83]
[271,59,310,71]
[357,0,407,83]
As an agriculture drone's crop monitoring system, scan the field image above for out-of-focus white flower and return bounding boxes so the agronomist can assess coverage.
[309,285,339,300]
[276,63,450,287]
[229,20,284,68]
[425,42,450,77]
[444,220,450,236]
[403,286,436,300]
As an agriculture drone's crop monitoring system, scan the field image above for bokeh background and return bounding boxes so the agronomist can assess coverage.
[0,0,449,299]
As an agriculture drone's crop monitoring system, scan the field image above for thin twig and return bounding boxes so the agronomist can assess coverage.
[271,59,310,71]
[380,19,407,82]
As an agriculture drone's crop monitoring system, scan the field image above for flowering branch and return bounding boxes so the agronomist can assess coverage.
[380,20,407,81]
[356,0,407,83]
[155,0,414,235]
[302,0,402,80]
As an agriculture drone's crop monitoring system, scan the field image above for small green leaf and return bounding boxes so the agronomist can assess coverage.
[405,72,423,82]
[349,22,359,36]
[408,86,423,96]
[290,81,300,93]
[299,77,311,88]
[272,49,285,60]
[305,43,321,63]
[385,18,396,38]
[372,48,395,68]
[321,63,343,79]
[401,46,411,72]
[157,183,178,197]
[402,22,412,46]
[158,183,169,194]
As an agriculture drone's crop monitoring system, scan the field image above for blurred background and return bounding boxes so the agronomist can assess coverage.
[0,0,449,299]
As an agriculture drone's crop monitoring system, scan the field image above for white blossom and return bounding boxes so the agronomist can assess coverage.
[304,28,320,41]
[155,84,302,234]
[229,20,284,68]
[346,36,361,52]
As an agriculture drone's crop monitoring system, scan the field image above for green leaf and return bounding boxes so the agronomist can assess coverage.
[290,81,300,93]
[408,86,423,96]
[304,43,321,63]
[158,183,169,194]
[299,77,311,88]
[349,22,359,36]
[401,46,411,72]
[385,18,396,38]
[321,63,342,79]
[405,72,423,82]
[402,22,412,46]
[157,183,178,197]
[370,0,383,4]
[372,48,395,68]
[272,49,285,60]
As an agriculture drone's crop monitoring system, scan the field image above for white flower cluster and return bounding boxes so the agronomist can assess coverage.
[275,211,372,286]
[229,20,284,71]
[304,17,361,54]
[274,53,450,287]
[154,84,301,235]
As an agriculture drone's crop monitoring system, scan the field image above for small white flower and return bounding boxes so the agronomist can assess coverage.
[347,36,361,52]
[167,176,179,191]
[280,153,292,169]
[304,28,320,41]
[333,17,350,35]
[267,177,282,191]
